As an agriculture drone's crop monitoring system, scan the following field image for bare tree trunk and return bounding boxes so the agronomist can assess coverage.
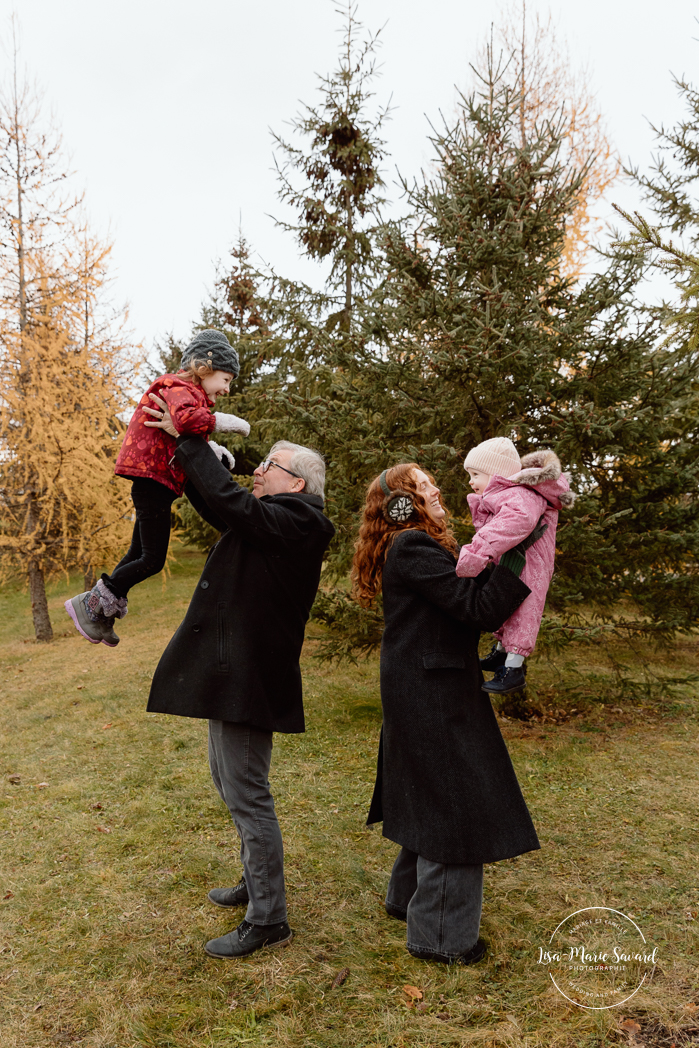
[28,558,53,642]
[83,565,96,591]
[25,489,53,641]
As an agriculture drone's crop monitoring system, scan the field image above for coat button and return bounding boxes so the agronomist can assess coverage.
[192,624,201,632]
[201,580,209,589]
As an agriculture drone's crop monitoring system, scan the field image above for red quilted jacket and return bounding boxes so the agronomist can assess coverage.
[115,374,216,495]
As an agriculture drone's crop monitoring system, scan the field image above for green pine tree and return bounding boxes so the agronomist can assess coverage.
[306,55,699,662]
[272,0,388,332]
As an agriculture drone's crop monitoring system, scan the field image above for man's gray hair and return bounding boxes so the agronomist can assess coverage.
[269,440,326,499]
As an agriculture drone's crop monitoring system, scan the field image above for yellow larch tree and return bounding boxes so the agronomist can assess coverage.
[0,242,138,641]
[0,25,140,641]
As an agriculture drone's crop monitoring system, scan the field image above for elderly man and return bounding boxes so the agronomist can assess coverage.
[145,415,334,959]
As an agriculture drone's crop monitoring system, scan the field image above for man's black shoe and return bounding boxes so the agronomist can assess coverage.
[480,644,507,671]
[204,918,293,958]
[482,665,526,695]
[385,902,407,921]
[408,937,487,966]
[208,877,249,908]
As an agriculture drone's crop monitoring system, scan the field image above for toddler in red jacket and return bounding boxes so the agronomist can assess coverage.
[455,436,575,695]
[65,329,250,647]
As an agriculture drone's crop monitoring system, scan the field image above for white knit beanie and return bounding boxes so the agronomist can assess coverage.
[464,437,521,478]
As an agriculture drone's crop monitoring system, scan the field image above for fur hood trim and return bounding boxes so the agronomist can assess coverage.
[510,449,576,508]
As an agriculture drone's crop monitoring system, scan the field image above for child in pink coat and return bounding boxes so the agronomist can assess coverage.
[455,437,575,694]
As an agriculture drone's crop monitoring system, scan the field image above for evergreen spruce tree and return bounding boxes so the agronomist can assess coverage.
[606,74,699,637]
[272,0,388,332]
[308,56,699,657]
[260,0,392,579]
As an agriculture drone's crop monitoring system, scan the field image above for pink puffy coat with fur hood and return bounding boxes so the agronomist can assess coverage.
[455,450,575,656]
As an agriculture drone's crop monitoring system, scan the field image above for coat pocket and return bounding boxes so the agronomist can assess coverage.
[422,651,466,670]
[217,602,229,672]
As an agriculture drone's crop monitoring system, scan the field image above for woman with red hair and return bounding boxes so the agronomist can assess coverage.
[353,463,540,965]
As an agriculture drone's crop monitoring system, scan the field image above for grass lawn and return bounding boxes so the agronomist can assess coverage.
[1,549,698,1047]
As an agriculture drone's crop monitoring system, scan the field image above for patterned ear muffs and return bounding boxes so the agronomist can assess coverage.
[379,470,415,524]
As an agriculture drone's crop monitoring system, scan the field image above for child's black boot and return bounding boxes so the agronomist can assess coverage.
[482,664,527,695]
[480,643,507,671]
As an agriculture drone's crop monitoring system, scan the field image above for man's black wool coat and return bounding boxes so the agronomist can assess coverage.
[367,529,541,865]
[147,436,335,732]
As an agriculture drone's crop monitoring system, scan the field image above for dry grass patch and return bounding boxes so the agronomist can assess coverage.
[1,550,698,1047]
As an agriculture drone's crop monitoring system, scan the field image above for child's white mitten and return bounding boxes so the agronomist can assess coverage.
[208,440,236,471]
[214,411,251,437]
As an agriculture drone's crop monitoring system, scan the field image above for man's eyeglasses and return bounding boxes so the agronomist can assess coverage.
[258,458,302,480]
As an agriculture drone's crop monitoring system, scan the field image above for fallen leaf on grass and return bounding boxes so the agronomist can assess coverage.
[96,826,111,834]
[35,782,49,789]
[403,985,423,1000]
[331,967,350,988]
[33,1002,43,1011]
[437,1012,450,1021]
[684,1003,698,1013]
[102,723,112,730]
[91,803,103,811]
[619,1018,642,1041]
[76,686,84,690]
[416,1002,428,1013]
[228,999,238,1010]
[3,891,14,899]
[7,774,20,785]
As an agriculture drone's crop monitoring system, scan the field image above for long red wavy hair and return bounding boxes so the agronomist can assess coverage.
[351,463,458,608]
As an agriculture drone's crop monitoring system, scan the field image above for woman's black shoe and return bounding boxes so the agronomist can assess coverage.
[408,937,487,966]
[482,665,526,694]
[480,644,507,670]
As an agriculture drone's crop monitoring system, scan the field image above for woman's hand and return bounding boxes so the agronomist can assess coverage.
[143,392,178,438]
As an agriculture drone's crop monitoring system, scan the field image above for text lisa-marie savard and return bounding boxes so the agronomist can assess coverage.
[538,946,659,967]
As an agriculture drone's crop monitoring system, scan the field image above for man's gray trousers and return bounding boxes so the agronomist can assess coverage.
[208,720,287,925]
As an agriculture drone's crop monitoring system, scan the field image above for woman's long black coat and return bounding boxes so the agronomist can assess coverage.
[367,529,540,865]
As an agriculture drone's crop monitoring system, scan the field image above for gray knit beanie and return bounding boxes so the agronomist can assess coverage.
[181,329,240,377]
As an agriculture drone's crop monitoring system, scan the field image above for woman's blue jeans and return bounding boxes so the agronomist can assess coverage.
[386,847,483,959]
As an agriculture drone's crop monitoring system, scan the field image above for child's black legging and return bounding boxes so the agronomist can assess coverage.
[102,478,178,600]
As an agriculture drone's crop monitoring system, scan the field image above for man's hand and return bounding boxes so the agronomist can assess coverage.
[143,392,178,438]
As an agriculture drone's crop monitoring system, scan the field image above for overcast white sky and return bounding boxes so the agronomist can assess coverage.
[3,0,698,354]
